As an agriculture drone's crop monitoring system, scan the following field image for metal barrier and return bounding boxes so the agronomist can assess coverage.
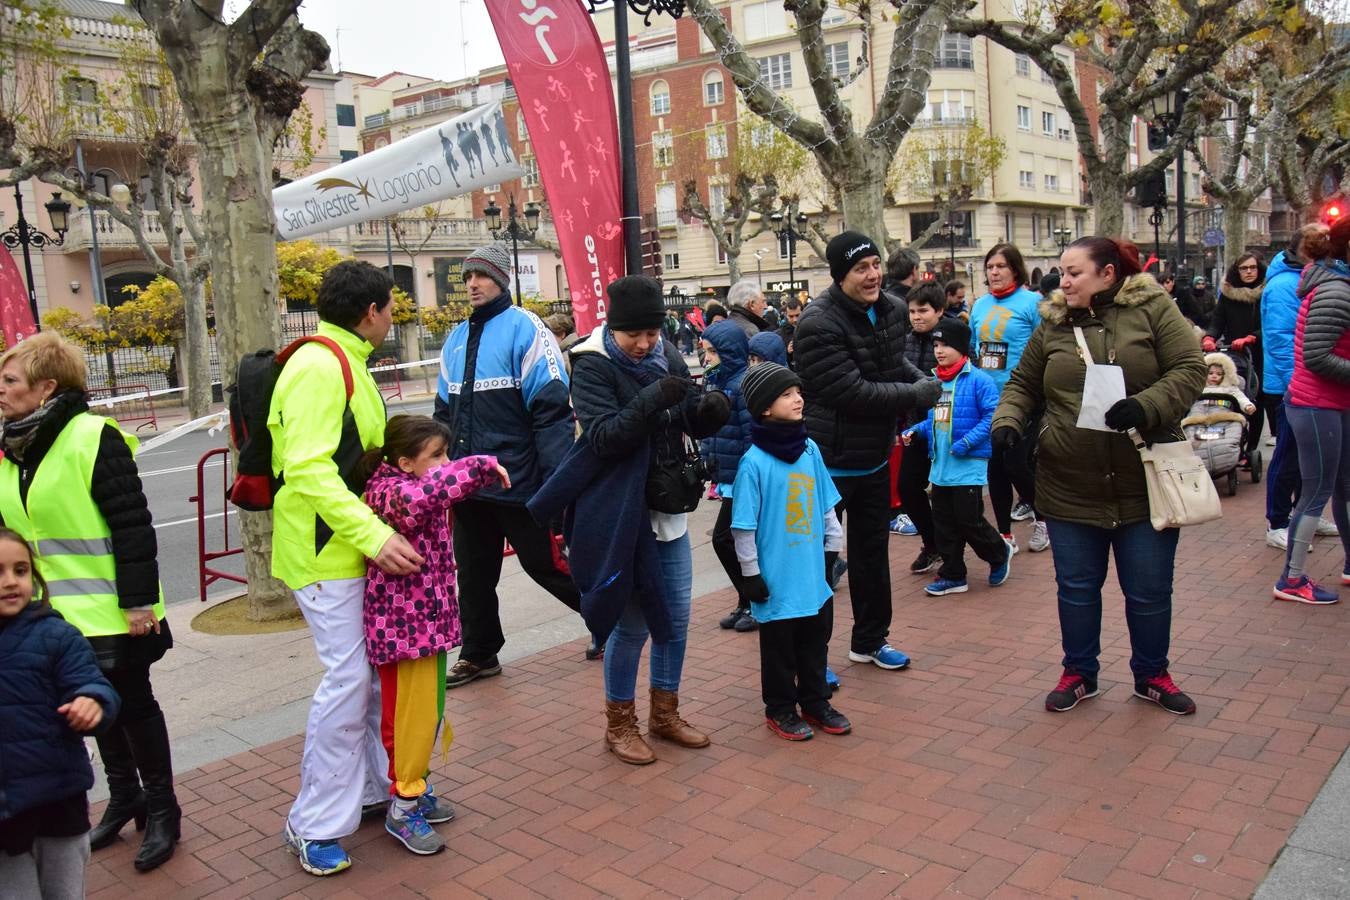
[371,356,403,402]
[88,383,158,432]
[189,448,246,603]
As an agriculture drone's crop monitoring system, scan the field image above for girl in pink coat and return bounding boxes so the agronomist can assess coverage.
[359,415,506,855]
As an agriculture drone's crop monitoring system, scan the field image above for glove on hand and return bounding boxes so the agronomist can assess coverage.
[693,390,731,430]
[1230,335,1255,352]
[991,427,1021,453]
[654,375,689,408]
[742,574,770,604]
[1201,335,1218,352]
[1104,397,1147,432]
[913,378,943,410]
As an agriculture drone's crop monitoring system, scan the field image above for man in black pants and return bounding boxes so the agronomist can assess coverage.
[795,232,941,671]
[434,243,583,687]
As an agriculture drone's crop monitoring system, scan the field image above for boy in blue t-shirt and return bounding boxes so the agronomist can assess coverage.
[731,363,849,741]
[903,319,1011,596]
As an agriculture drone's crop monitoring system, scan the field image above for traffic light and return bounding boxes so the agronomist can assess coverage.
[1323,197,1345,225]
[1134,171,1168,209]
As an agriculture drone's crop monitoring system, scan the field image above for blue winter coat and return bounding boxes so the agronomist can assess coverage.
[0,604,119,822]
[700,320,754,487]
[908,360,998,486]
[747,331,788,367]
[1262,250,1304,395]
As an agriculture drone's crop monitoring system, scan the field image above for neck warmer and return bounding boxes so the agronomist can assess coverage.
[936,357,967,382]
[991,283,1019,300]
[603,328,670,386]
[1,389,76,464]
[750,420,808,463]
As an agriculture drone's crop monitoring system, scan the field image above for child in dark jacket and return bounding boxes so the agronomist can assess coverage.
[0,528,120,898]
[700,320,760,632]
[731,364,849,741]
[903,319,1011,596]
[897,283,946,574]
[359,416,506,857]
[747,331,788,367]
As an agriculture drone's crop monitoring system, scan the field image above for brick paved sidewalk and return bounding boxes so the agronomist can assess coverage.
[87,483,1350,899]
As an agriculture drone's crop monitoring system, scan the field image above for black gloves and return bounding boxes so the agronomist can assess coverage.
[1104,397,1147,433]
[742,574,770,603]
[913,378,943,410]
[991,427,1021,453]
[638,375,689,410]
[692,390,731,431]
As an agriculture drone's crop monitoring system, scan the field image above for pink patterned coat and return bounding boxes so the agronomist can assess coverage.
[363,456,498,666]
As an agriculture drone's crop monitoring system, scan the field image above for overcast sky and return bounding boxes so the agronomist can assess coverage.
[297,0,508,82]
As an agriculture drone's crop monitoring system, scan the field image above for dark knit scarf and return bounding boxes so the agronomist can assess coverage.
[750,420,808,463]
[1,389,81,464]
[603,328,669,386]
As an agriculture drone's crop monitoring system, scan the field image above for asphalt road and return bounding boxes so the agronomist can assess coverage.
[140,396,435,606]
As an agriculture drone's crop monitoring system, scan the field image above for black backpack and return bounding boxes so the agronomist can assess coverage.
[228,336,353,511]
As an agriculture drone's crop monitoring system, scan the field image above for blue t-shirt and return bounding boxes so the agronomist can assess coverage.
[731,439,842,623]
[969,286,1042,391]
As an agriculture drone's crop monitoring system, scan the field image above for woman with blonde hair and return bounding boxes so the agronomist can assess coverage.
[0,332,178,871]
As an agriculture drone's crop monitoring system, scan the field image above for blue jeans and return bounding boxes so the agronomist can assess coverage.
[1045,518,1179,679]
[603,532,692,702]
[1266,392,1302,529]
[1283,404,1350,579]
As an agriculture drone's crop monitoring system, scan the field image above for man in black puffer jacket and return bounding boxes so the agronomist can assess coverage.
[795,232,942,671]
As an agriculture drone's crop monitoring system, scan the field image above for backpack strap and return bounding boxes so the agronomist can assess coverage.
[276,335,354,400]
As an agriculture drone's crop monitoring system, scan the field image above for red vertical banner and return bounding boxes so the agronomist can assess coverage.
[0,250,37,347]
[486,0,623,335]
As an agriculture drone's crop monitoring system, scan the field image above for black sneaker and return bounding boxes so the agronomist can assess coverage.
[446,657,502,689]
[1045,669,1099,712]
[1133,671,1196,715]
[733,611,759,632]
[828,556,848,590]
[719,606,749,629]
[766,712,813,741]
[801,705,851,735]
[585,636,604,660]
[910,547,942,574]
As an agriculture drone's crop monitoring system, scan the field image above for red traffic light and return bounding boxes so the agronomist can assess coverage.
[1324,199,1345,223]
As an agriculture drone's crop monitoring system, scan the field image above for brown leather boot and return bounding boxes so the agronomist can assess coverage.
[648,689,711,748]
[604,700,655,765]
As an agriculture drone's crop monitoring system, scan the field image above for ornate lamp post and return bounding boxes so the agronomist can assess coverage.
[64,154,130,306]
[770,209,809,296]
[2,185,72,331]
[939,215,965,276]
[588,0,686,275]
[1148,74,1190,273]
[1053,223,1073,253]
[484,194,541,306]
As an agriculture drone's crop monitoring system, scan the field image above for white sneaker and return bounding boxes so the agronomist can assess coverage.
[1317,518,1340,537]
[1266,528,1288,550]
[1265,436,1276,447]
[1028,520,1050,552]
[1003,534,1019,556]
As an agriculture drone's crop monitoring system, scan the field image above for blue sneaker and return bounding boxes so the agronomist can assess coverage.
[889,514,918,536]
[417,786,455,824]
[825,665,840,692]
[386,806,445,855]
[925,577,968,596]
[848,644,910,670]
[1273,575,1339,605]
[990,552,1011,586]
[284,819,352,876]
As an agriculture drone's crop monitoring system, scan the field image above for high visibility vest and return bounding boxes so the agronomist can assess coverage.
[0,412,165,636]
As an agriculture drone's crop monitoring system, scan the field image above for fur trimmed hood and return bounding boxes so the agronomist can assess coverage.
[1204,351,1240,387]
[1182,408,1247,428]
[1220,280,1263,304]
[1038,273,1169,325]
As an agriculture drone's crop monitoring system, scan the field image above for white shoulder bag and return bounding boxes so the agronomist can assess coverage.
[1073,326,1222,531]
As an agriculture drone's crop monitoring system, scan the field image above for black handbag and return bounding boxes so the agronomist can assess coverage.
[645,433,709,514]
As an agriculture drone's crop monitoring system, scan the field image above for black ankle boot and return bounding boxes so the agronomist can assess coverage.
[90,726,146,850]
[124,712,180,872]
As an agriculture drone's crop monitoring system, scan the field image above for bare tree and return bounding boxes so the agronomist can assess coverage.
[950,0,1285,236]
[687,0,961,247]
[130,0,329,621]
[888,120,1007,249]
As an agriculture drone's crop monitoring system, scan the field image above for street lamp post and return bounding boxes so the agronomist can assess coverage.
[1053,223,1073,253]
[1149,206,1165,272]
[69,143,130,306]
[484,194,541,306]
[1,184,71,331]
[1148,75,1190,273]
[939,215,965,276]
[770,209,809,296]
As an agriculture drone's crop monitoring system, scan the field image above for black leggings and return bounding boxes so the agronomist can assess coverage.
[988,424,1038,533]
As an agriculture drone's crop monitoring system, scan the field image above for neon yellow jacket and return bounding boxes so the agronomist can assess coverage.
[268,322,393,589]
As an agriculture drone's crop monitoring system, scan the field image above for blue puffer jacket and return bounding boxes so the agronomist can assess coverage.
[0,604,119,822]
[907,360,999,486]
[1262,250,1304,395]
[700,321,754,487]
[748,331,788,366]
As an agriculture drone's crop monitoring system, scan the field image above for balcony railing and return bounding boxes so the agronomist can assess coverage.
[351,216,558,247]
[62,208,190,253]
[935,56,974,69]
[364,111,390,128]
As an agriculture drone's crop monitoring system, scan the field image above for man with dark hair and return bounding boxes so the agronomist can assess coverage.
[796,232,941,672]
[273,260,425,876]
[434,243,582,687]
[884,246,921,300]
[777,296,803,367]
[944,280,968,320]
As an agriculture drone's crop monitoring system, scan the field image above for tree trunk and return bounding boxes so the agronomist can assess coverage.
[834,152,890,249]
[1090,170,1127,238]
[1223,202,1250,259]
[726,252,743,282]
[181,275,212,418]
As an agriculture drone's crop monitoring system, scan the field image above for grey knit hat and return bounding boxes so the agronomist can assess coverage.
[463,243,513,294]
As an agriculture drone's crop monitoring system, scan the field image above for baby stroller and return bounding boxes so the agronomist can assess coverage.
[1183,349,1263,496]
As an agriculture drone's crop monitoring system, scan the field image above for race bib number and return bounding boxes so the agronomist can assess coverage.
[980,342,1009,371]
[934,398,953,424]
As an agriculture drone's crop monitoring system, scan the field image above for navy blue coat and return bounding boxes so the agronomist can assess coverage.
[748,331,788,367]
[0,604,119,822]
[700,320,754,486]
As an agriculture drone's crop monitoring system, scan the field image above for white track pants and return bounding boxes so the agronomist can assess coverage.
[287,577,391,841]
